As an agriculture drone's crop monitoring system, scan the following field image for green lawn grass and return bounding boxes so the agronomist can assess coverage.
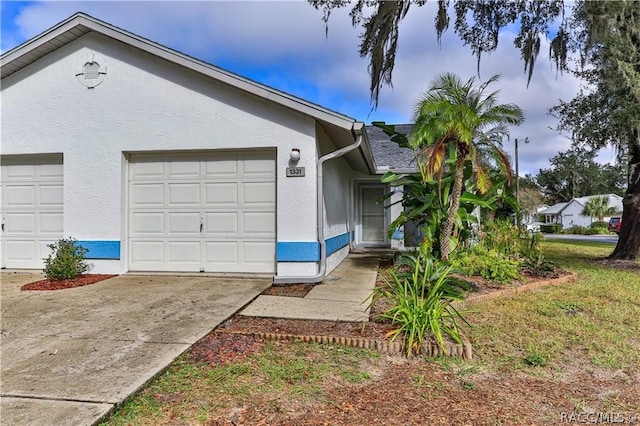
[467,240,640,372]
[102,343,380,425]
[101,240,640,424]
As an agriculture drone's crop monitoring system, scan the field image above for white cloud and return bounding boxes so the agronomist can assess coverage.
[2,0,615,177]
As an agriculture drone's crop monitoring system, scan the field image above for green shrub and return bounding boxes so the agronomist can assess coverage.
[481,220,521,257]
[590,221,608,229]
[540,223,562,233]
[43,238,89,280]
[523,351,548,367]
[371,252,469,356]
[564,225,588,235]
[585,227,607,235]
[451,247,521,284]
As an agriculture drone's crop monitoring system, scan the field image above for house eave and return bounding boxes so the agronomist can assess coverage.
[376,168,418,175]
[317,121,376,174]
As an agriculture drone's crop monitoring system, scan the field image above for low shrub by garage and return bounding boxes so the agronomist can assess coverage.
[43,238,90,280]
[540,224,562,233]
[590,221,608,229]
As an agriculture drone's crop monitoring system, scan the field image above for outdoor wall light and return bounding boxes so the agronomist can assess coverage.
[290,148,301,161]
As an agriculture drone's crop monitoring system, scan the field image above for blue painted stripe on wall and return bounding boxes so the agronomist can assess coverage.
[277,232,351,262]
[276,241,320,262]
[326,232,350,256]
[77,241,121,260]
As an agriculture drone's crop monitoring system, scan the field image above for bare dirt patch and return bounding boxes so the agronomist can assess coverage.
[595,258,640,272]
[192,340,640,426]
[189,332,266,367]
[21,274,117,291]
[286,366,639,426]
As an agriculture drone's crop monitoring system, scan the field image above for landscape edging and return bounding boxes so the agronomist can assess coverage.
[218,329,473,359]
[453,271,578,310]
[222,272,576,360]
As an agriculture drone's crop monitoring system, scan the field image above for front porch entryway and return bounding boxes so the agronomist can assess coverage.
[356,183,389,247]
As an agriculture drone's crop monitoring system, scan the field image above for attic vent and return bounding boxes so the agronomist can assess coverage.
[83,61,100,79]
[76,57,107,89]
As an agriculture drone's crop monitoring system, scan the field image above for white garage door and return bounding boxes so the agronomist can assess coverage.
[128,151,276,273]
[1,155,64,269]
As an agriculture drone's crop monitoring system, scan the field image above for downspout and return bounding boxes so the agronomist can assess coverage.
[273,125,364,284]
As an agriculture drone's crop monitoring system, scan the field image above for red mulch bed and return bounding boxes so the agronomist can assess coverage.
[260,283,314,297]
[21,274,117,291]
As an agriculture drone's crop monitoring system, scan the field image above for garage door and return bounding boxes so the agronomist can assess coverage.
[128,151,276,273]
[1,155,64,269]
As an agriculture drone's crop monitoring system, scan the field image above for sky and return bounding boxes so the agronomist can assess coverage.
[0,0,618,176]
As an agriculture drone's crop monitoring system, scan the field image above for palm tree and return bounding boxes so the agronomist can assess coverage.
[411,73,524,260]
[581,195,618,222]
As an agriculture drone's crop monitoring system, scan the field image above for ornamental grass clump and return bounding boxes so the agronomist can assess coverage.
[43,238,90,280]
[519,232,557,276]
[371,251,469,356]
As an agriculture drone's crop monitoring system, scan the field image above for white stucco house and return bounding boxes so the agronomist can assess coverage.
[539,194,623,228]
[540,202,568,225]
[0,13,409,282]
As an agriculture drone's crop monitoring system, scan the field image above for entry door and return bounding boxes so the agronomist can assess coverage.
[358,184,388,246]
[1,155,64,269]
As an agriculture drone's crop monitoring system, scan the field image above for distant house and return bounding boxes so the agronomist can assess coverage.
[536,204,549,215]
[540,202,568,225]
[522,203,549,224]
[539,194,623,229]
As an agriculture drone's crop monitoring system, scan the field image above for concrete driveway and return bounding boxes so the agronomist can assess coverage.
[0,271,270,426]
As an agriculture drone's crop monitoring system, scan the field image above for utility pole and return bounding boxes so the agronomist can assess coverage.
[515,137,529,223]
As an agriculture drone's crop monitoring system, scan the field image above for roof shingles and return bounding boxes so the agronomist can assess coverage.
[366,124,417,173]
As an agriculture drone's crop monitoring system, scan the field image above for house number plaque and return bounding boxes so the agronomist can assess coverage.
[286,167,305,177]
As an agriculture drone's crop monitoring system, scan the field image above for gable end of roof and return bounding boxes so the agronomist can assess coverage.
[1,12,360,133]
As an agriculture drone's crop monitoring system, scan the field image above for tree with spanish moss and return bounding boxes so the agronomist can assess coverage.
[312,0,639,260]
[550,1,639,259]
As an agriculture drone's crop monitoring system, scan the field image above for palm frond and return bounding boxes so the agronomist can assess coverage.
[474,165,492,194]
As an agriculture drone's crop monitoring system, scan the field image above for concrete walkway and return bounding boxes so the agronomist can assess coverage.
[241,253,380,322]
[0,253,382,425]
[0,272,270,426]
